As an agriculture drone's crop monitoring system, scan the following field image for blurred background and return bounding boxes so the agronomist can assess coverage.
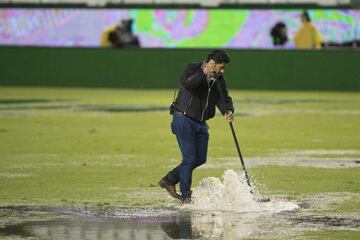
[0,0,359,91]
[1,1,360,48]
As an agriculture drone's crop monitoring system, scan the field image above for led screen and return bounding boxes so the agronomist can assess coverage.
[0,8,359,48]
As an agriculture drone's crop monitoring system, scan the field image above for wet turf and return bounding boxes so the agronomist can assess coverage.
[0,87,359,239]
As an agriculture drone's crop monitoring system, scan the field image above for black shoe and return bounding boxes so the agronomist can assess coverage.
[159,179,181,199]
[181,197,192,204]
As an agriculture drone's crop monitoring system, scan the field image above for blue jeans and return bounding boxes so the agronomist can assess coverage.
[165,112,209,199]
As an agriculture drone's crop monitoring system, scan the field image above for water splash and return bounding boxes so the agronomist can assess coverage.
[183,169,299,213]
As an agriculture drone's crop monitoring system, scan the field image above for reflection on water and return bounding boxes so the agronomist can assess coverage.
[1,205,359,240]
[160,214,199,239]
[0,207,191,240]
[0,206,279,240]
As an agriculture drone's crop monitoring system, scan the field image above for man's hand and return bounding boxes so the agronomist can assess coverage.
[224,111,234,122]
[204,60,227,78]
[203,61,217,77]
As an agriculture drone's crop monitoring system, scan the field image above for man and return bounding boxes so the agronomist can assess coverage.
[294,11,323,49]
[159,49,234,203]
[270,21,288,47]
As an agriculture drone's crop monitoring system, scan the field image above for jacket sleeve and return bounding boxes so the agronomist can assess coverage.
[216,77,234,115]
[181,64,207,90]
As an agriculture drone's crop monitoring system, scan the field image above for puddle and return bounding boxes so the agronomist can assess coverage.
[0,98,168,113]
[0,171,359,239]
[234,98,341,105]
[288,149,360,156]
[290,215,360,229]
[0,99,55,104]
[0,173,34,178]
[76,105,169,113]
[2,105,169,113]
[0,206,207,239]
[1,204,359,240]
[183,170,299,213]
[206,157,360,169]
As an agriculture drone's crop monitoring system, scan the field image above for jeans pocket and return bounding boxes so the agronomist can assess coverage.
[171,121,176,134]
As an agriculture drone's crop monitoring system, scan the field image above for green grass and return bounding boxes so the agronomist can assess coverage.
[301,230,360,240]
[0,87,359,207]
[252,166,360,194]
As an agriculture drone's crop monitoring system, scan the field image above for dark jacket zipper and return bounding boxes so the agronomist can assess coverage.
[200,80,215,122]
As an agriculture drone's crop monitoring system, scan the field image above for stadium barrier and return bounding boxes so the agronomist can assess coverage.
[0,47,359,91]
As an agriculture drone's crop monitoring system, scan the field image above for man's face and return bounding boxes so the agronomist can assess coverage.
[206,59,227,77]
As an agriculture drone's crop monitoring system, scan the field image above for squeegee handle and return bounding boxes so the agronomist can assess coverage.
[229,122,252,188]
[215,80,252,189]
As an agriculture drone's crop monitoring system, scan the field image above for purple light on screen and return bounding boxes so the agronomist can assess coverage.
[153,9,208,42]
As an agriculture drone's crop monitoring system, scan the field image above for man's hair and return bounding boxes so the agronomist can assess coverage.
[206,49,230,64]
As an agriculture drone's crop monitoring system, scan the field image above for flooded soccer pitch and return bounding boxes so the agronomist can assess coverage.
[1,170,359,240]
[1,89,360,239]
[0,202,360,240]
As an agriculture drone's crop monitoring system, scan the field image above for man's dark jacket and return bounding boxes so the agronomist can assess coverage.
[172,62,234,122]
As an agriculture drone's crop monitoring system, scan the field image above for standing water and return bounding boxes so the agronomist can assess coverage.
[175,169,300,239]
[0,170,303,240]
[184,169,299,213]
